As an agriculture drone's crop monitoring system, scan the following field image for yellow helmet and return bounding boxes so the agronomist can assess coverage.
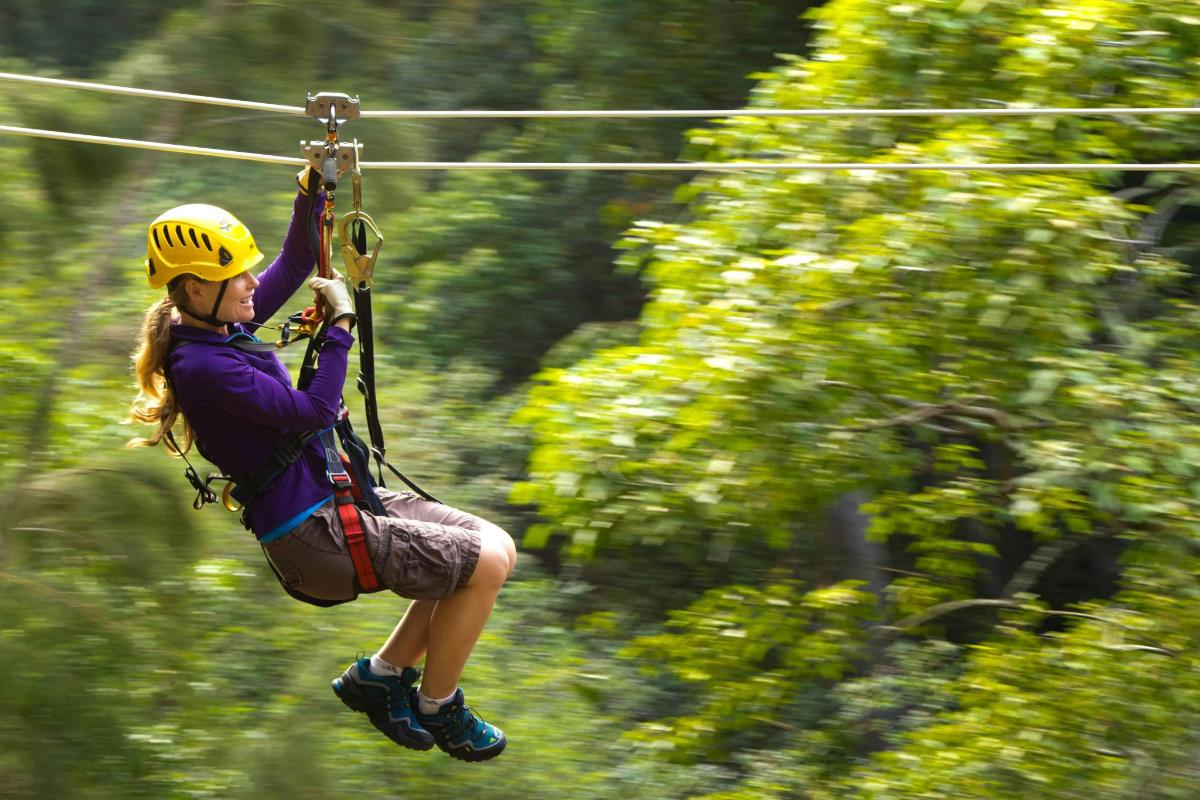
[145,204,264,289]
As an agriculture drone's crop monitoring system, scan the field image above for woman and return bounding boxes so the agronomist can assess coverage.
[128,169,516,762]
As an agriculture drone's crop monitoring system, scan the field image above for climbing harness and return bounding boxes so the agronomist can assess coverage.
[168,92,437,606]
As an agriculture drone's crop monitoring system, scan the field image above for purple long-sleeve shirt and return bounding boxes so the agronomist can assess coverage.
[168,189,353,539]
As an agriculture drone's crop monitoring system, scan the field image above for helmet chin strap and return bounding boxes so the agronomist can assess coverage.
[178,278,233,328]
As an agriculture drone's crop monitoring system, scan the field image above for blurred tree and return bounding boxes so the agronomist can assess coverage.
[0,3,826,798]
[0,0,196,74]
[14,0,1200,796]
[517,0,1200,794]
[383,0,821,384]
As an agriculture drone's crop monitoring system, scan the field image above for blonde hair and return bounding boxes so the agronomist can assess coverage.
[128,281,195,454]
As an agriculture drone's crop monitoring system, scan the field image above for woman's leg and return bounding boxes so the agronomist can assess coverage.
[377,598,438,668]
[359,494,517,760]
[418,525,515,698]
[373,493,517,687]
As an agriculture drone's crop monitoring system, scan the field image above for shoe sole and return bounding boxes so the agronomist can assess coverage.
[434,735,508,762]
[332,675,435,751]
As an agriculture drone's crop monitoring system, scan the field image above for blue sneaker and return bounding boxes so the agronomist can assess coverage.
[415,688,507,762]
[331,657,435,751]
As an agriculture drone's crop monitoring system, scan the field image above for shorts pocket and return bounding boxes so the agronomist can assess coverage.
[261,502,360,603]
[289,502,346,556]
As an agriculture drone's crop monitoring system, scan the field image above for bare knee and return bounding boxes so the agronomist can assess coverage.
[468,540,510,591]
[479,522,517,577]
[499,528,517,576]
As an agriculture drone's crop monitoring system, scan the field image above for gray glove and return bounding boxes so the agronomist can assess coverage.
[309,275,356,326]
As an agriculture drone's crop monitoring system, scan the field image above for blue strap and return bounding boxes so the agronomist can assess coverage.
[320,427,350,487]
[222,329,263,345]
[258,495,333,543]
[223,330,281,354]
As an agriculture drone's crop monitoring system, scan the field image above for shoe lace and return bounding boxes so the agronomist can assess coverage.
[385,678,413,713]
[442,702,482,740]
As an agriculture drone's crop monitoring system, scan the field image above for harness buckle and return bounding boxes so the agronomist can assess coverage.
[275,436,304,463]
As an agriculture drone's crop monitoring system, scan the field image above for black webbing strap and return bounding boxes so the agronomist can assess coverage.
[335,413,388,517]
[347,222,440,504]
[162,343,226,510]
[296,320,328,393]
[228,428,321,510]
[164,428,222,510]
[353,282,385,482]
[350,216,386,483]
[381,458,441,502]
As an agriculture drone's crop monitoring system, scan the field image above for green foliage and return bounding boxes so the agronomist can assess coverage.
[0,479,719,799]
[621,580,874,760]
[0,0,195,73]
[380,0,821,382]
[514,0,1200,795]
[8,0,1200,797]
[520,0,1200,581]
[0,3,822,796]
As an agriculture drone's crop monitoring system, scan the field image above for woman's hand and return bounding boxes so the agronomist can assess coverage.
[309,275,356,330]
[296,158,352,195]
[296,165,320,196]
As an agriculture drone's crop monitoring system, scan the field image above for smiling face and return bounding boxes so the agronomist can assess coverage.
[183,269,260,328]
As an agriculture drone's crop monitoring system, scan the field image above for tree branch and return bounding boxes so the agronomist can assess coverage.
[0,570,126,635]
[1001,536,1081,598]
[872,598,1177,656]
[874,598,1020,634]
[839,399,1018,432]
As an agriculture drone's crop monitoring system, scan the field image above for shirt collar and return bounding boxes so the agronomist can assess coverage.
[170,322,254,344]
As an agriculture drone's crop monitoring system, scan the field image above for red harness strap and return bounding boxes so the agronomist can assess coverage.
[321,425,378,594]
[332,473,379,592]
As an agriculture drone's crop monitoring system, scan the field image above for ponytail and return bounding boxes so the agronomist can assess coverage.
[128,285,194,454]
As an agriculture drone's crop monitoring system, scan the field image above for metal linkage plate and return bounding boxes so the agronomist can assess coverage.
[305,92,360,125]
[300,141,361,172]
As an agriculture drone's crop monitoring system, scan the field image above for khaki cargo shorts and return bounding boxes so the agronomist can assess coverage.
[263,488,482,603]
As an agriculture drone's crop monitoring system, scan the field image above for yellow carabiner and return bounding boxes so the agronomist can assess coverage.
[339,209,384,288]
[221,481,243,513]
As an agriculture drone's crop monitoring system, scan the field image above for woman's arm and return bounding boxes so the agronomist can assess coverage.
[250,185,324,324]
[196,326,354,430]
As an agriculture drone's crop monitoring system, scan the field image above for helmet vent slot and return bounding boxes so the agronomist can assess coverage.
[219,246,233,266]
[175,225,184,245]
[152,228,161,249]
[188,228,200,248]
[147,257,156,277]
[162,225,173,247]
[201,232,212,251]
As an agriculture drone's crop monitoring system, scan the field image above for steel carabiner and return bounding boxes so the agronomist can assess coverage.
[339,209,383,288]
